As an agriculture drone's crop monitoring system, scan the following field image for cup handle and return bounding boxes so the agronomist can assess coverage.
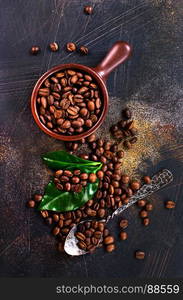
[92,41,132,82]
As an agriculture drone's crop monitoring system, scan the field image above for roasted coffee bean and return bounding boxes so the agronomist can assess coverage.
[27,200,35,208]
[97,208,106,218]
[139,210,148,218]
[145,203,153,211]
[129,137,138,144]
[49,42,59,52]
[89,173,97,183]
[52,226,60,236]
[80,173,88,180]
[106,244,115,252]
[117,150,124,158]
[87,133,96,143]
[53,214,59,222]
[40,210,49,218]
[103,229,109,237]
[119,231,128,240]
[130,127,138,136]
[75,232,86,241]
[131,181,141,191]
[30,46,40,55]
[104,236,114,245]
[34,194,42,202]
[66,42,76,52]
[63,170,73,177]
[97,170,104,179]
[143,176,151,184]
[143,218,150,226]
[119,219,128,229]
[79,46,89,55]
[137,199,146,207]
[84,5,93,14]
[78,241,87,250]
[85,208,97,217]
[45,217,53,225]
[165,200,175,209]
[135,251,145,260]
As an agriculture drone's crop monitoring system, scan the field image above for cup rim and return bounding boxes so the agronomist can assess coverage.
[31,63,109,141]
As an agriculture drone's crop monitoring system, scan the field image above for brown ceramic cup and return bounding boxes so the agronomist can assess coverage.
[31,41,131,141]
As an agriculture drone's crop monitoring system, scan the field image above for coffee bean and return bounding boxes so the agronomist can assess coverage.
[123,140,132,149]
[53,214,59,222]
[121,175,130,184]
[119,231,128,240]
[119,219,128,229]
[49,42,59,52]
[66,42,76,52]
[89,173,97,183]
[84,6,93,14]
[78,241,87,250]
[130,127,138,136]
[104,236,114,245]
[139,210,148,218]
[75,232,86,241]
[145,203,153,211]
[52,226,60,236]
[63,170,73,177]
[143,176,151,184]
[135,250,145,260]
[129,137,138,144]
[165,200,175,209]
[27,200,35,208]
[97,208,106,218]
[79,46,89,55]
[30,46,40,55]
[40,210,49,218]
[117,150,124,158]
[45,217,53,225]
[34,194,42,202]
[97,170,104,180]
[137,199,146,207]
[143,218,150,226]
[131,181,141,191]
[106,244,115,253]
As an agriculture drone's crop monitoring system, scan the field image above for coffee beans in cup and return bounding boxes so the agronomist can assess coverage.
[36,69,102,136]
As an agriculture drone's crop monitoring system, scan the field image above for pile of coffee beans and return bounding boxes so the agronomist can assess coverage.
[53,169,97,193]
[75,220,104,252]
[110,108,138,149]
[36,69,102,136]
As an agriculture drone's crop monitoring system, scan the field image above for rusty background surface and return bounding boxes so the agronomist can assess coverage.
[0,0,183,278]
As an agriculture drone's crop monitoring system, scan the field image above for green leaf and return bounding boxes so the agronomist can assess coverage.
[42,150,102,173]
[38,180,99,212]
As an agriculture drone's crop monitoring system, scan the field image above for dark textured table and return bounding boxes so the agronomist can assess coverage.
[0,0,183,278]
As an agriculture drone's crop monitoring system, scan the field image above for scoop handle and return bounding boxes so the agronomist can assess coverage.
[93,41,131,81]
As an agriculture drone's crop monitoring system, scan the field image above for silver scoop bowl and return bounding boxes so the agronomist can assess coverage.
[64,169,173,256]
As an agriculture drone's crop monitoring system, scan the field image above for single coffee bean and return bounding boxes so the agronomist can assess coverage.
[79,46,89,55]
[45,217,53,225]
[165,200,176,209]
[52,226,60,236]
[53,214,60,222]
[119,219,128,229]
[146,203,153,211]
[137,199,146,207]
[75,232,86,241]
[27,200,35,208]
[97,170,104,180]
[130,127,138,136]
[89,173,97,183]
[97,208,106,218]
[135,250,145,260]
[78,241,87,250]
[103,228,109,237]
[84,6,93,14]
[80,173,88,180]
[40,210,49,218]
[129,137,138,144]
[123,140,132,149]
[34,194,42,202]
[117,150,124,158]
[30,46,40,55]
[63,170,73,177]
[104,236,114,245]
[143,176,151,184]
[121,175,130,184]
[119,231,128,240]
[106,244,115,253]
[143,218,150,226]
[73,169,81,176]
[66,42,76,52]
[49,42,59,52]
[140,210,148,218]
[131,181,141,191]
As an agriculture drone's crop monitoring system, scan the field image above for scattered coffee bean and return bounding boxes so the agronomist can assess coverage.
[84,6,93,15]
[165,200,176,209]
[139,210,148,218]
[145,203,153,211]
[104,236,114,245]
[34,194,42,202]
[66,42,76,52]
[137,199,146,207]
[119,231,128,240]
[106,244,115,252]
[130,181,141,191]
[119,219,128,229]
[143,218,150,226]
[27,200,35,208]
[30,46,40,55]
[79,46,89,55]
[49,42,59,52]
[143,176,151,184]
[135,250,145,260]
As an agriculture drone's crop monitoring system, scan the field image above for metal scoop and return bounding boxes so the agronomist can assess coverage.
[64,169,173,256]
